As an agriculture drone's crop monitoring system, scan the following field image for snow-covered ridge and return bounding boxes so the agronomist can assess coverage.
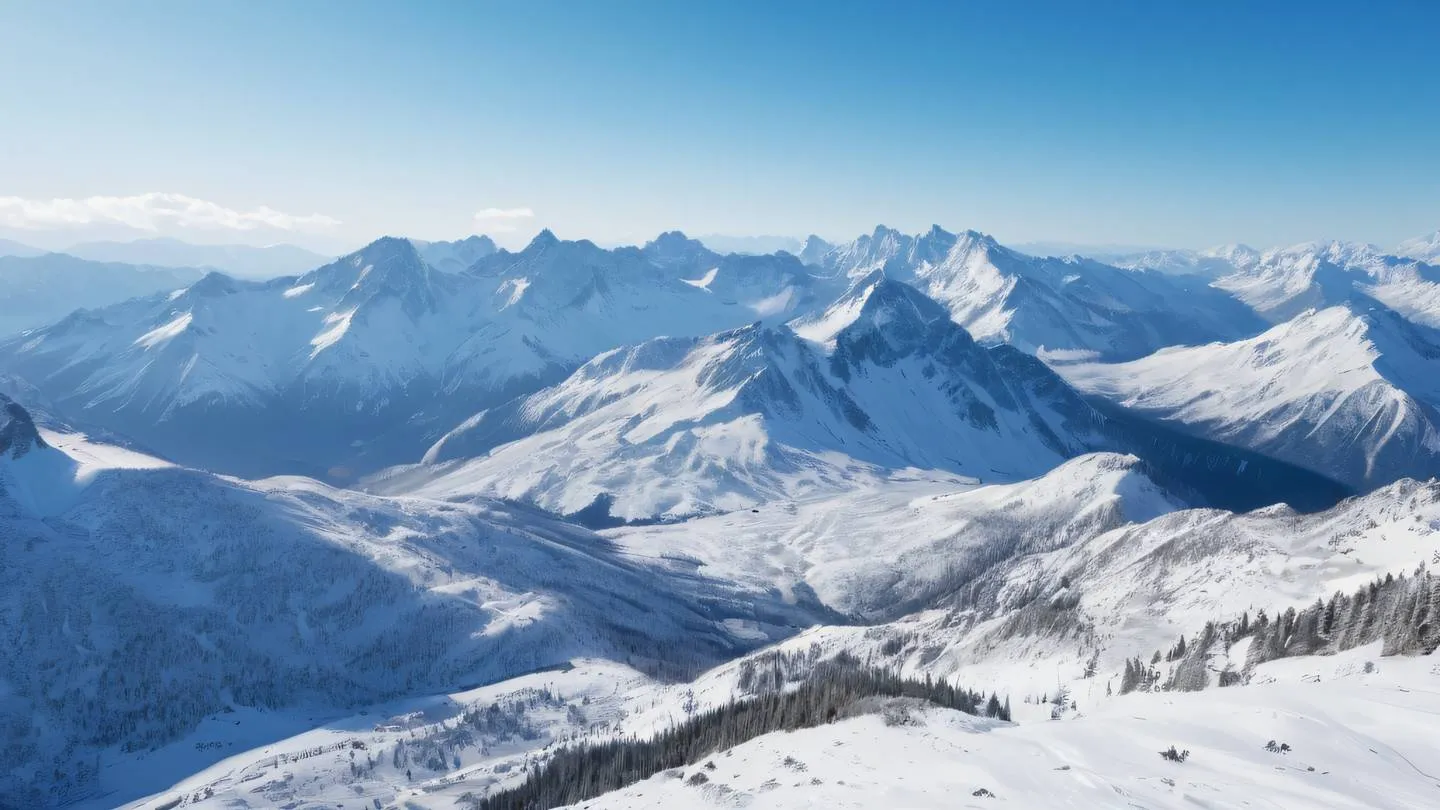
[811,225,1264,360]
[0,419,813,807]
[0,231,832,479]
[0,252,204,336]
[1396,228,1440,263]
[379,278,1117,522]
[1059,303,1440,489]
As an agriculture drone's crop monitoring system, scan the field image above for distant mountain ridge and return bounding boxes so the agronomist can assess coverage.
[0,252,204,336]
[1061,300,1440,489]
[808,225,1264,360]
[0,231,832,479]
[62,237,333,279]
[378,276,1347,522]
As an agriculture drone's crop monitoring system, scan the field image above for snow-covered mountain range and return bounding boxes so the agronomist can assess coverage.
[379,277,1120,521]
[0,253,203,335]
[411,234,498,273]
[52,237,334,279]
[4,222,1440,810]
[1115,239,1440,329]
[808,225,1264,360]
[0,232,830,479]
[1396,229,1440,263]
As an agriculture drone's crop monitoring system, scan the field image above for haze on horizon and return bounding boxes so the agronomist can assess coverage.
[1,0,1437,254]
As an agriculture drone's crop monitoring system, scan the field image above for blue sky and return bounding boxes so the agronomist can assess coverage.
[1,0,1437,251]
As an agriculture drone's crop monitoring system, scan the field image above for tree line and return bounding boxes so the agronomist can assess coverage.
[466,654,1005,810]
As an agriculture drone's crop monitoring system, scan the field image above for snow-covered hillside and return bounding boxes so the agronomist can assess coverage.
[549,655,1440,810]
[0,398,813,807]
[1059,304,1440,490]
[378,278,1121,522]
[811,225,1263,360]
[606,453,1187,619]
[1203,240,1440,329]
[0,253,203,335]
[0,232,832,479]
[1396,229,1440,263]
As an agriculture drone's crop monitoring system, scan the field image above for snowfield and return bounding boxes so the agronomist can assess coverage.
[119,647,1440,810]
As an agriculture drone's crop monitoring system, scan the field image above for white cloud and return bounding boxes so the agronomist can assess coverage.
[0,193,341,232]
[474,207,534,220]
[473,207,535,233]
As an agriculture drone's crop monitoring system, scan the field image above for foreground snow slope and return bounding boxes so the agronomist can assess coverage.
[1059,304,1440,490]
[0,404,811,807]
[113,448,1440,809]
[122,642,1440,810]
[572,651,1440,810]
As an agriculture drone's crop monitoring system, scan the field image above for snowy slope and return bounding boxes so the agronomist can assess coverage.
[607,453,1187,619]
[102,446,1440,810]
[813,225,1263,360]
[1396,229,1440,263]
[0,253,203,335]
[729,472,1440,711]
[121,613,1440,810]
[1059,304,1440,490]
[0,400,814,807]
[562,656,1440,810]
[1209,240,1440,328]
[0,232,833,479]
[379,279,1118,522]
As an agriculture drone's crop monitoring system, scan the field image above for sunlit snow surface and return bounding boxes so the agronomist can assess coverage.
[118,649,1440,810]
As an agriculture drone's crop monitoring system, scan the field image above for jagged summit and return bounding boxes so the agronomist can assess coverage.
[411,234,499,273]
[642,230,712,268]
[183,270,242,298]
[526,228,561,250]
[0,394,46,460]
[1397,229,1440,263]
[797,234,833,266]
[1061,300,1440,489]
